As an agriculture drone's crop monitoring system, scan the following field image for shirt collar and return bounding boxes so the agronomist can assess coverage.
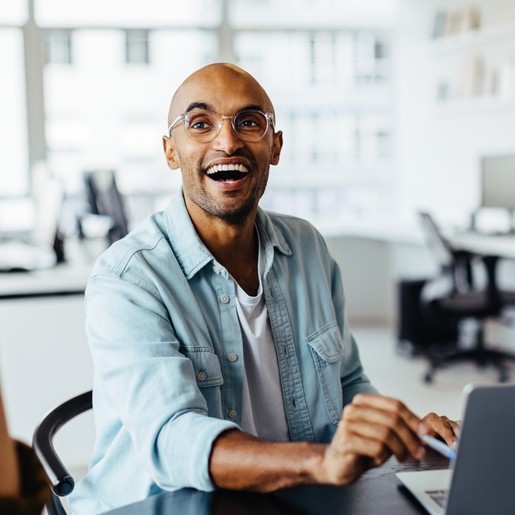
[164,189,292,279]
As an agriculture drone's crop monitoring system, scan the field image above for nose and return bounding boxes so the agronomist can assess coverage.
[211,116,244,154]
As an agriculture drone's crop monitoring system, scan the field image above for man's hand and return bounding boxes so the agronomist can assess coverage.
[320,394,432,486]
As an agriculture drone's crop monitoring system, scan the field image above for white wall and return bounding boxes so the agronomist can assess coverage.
[0,296,94,467]
[325,234,434,327]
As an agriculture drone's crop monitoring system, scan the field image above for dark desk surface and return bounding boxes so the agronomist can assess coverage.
[105,451,448,515]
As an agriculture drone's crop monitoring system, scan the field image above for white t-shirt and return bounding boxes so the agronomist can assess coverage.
[232,232,290,442]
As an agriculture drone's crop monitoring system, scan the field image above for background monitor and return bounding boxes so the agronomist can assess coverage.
[480,154,515,211]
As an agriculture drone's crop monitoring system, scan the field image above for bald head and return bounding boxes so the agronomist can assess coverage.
[167,63,275,128]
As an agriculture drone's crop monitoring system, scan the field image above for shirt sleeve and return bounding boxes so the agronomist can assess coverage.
[85,272,239,492]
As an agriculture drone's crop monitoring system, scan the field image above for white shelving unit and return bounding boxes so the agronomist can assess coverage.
[429,19,515,113]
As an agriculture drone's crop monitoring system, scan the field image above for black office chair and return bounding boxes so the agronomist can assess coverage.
[83,169,129,244]
[33,390,93,515]
[418,212,515,383]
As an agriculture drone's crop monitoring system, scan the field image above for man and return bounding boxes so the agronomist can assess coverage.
[70,63,457,513]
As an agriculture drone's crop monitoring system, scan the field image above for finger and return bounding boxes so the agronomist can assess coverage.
[342,402,425,462]
[331,420,393,470]
[344,417,418,463]
[347,435,392,468]
[346,395,424,448]
[420,413,460,446]
[351,394,422,433]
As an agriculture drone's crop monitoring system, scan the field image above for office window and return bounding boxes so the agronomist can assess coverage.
[7,0,398,234]
[35,0,221,27]
[45,31,73,65]
[0,3,27,24]
[230,0,398,24]
[44,28,216,198]
[0,29,29,197]
[235,26,394,224]
[355,32,389,84]
[125,30,150,65]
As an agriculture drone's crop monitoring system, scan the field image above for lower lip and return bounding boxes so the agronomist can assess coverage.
[208,174,249,192]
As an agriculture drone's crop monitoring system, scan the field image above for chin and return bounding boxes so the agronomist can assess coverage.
[215,200,257,223]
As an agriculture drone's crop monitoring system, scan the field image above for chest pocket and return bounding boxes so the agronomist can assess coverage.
[183,348,224,388]
[307,321,344,426]
[182,348,225,419]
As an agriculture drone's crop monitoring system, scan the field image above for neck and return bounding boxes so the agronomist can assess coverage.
[188,206,260,295]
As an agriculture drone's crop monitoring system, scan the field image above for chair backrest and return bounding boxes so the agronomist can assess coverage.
[84,170,129,244]
[418,211,475,293]
[33,390,92,515]
[418,211,454,273]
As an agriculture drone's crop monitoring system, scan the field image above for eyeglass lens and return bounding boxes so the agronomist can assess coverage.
[185,110,270,142]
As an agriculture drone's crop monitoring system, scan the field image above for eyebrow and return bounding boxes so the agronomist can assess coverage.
[185,102,212,113]
[184,102,267,113]
[239,104,266,112]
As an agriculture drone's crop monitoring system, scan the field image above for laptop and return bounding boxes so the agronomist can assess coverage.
[0,169,63,272]
[397,383,515,515]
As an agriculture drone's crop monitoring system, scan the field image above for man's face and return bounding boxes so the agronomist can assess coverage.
[163,65,283,224]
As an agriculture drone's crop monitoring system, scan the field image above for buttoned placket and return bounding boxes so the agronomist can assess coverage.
[263,268,315,442]
[211,262,245,426]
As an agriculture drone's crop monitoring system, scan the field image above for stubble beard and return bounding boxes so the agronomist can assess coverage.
[195,186,263,224]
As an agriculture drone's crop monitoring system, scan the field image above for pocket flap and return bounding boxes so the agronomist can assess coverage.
[306,321,344,363]
[184,349,224,387]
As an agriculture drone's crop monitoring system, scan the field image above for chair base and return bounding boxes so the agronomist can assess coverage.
[424,346,515,383]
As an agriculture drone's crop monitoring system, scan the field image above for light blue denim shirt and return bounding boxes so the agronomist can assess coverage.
[70,190,377,514]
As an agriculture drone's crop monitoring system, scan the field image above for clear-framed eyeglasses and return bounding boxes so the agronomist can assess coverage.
[168,108,275,143]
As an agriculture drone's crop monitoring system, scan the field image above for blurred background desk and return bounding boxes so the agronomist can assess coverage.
[0,263,95,470]
[106,452,448,515]
[448,232,515,261]
[0,262,92,298]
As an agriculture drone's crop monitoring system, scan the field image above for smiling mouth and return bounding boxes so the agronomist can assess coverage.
[206,163,249,182]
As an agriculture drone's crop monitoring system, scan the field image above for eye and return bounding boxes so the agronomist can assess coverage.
[187,113,216,132]
[235,111,266,131]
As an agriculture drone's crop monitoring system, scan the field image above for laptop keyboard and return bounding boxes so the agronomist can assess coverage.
[427,489,448,507]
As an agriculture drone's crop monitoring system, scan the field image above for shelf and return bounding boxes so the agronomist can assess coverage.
[431,22,515,56]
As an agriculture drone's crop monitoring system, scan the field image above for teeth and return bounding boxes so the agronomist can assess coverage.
[206,163,248,175]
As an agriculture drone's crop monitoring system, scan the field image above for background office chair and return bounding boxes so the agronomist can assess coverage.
[83,170,129,244]
[418,212,515,383]
[33,390,92,515]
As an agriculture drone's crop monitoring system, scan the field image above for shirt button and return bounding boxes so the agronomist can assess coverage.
[213,265,221,274]
[197,370,207,381]
[220,294,230,304]
[228,353,238,363]
[228,409,237,419]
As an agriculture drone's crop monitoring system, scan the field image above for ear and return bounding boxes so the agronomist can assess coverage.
[270,131,283,166]
[162,135,181,170]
